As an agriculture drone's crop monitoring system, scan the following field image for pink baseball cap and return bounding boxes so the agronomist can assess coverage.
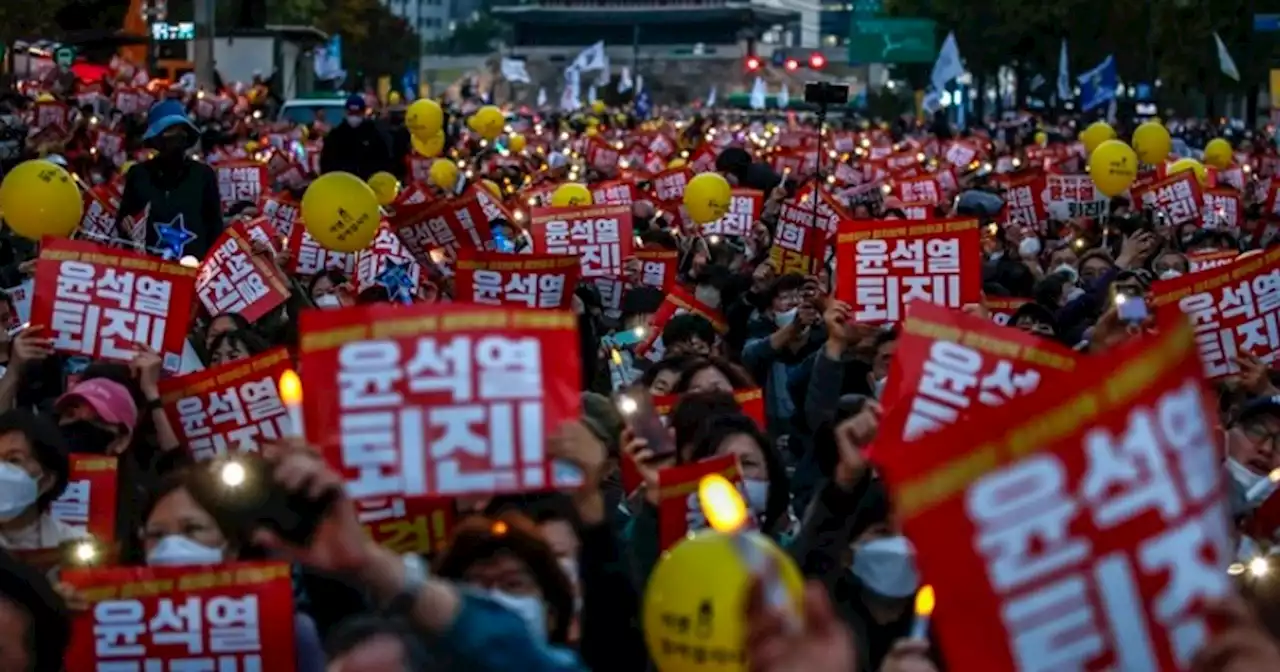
[56,379,139,431]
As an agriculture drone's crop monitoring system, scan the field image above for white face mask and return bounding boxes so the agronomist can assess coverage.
[774,307,798,328]
[1227,457,1269,496]
[146,535,225,566]
[314,293,342,308]
[1159,269,1183,280]
[487,590,547,642]
[694,286,721,310]
[742,479,770,516]
[851,535,920,598]
[346,115,364,127]
[0,463,38,521]
[1018,237,1042,258]
[1053,264,1079,284]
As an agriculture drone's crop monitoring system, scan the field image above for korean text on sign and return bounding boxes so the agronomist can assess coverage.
[298,303,584,500]
[158,348,294,461]
[834,218,982,323]
[196,225,288,322]
[877,302,1080,444]
[454,250,580,309]
[1151,247,1280,378]
[216,162,267,214]
[702,189,763,237]
[50,454,119,544]
[31,238,198,373]
[63,562,297,672]
[875,318,1231,671]
[530,203,635,278]
[1135,172,1203,227]
[357,496,456,556]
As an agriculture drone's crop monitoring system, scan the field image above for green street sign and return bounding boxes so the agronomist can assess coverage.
[852,0,881,15]
[848,18,936,65]
[54,46,76,69]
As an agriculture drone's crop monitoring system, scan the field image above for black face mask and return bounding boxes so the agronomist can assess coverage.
[60,420,118,454]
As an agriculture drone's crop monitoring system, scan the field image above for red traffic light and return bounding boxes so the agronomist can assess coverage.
[785,58,799,71]
[809,52,826,69]
[746,56,761,71]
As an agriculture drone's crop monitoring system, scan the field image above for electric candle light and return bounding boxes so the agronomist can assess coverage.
[279,370,303,438]
[698,474,795,627]
[909,585,935,640]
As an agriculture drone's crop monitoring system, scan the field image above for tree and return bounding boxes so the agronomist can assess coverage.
[1,0,70,42]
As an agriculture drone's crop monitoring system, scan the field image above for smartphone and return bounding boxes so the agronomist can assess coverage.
[186,452,338,546]
[1115,291,1148,323]
[616,387,676,464]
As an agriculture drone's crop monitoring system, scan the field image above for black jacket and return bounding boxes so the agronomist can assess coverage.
[319,120,394,180]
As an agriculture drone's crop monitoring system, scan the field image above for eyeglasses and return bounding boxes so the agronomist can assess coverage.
[1242,424,1280,448]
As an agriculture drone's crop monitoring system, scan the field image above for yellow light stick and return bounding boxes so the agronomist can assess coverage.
[279,370,303,438]
[909,585,935,640]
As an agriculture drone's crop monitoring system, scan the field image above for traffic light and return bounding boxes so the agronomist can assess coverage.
[784,58,799,72]
[809,52,826,69]
[745,55,762,72]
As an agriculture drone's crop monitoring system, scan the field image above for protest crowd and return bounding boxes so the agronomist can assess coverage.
[8,41,1280,672]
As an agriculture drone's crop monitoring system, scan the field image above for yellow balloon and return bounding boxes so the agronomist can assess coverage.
[300,172,380,253]
[412,133,445,158]
[481,179,502,199]
[684,172,733,225]
[551,183,592,207]
[429,159,459,190]
[245,140,260,153]
[591,100,606,115]
[508,133,526,153]
[1079,121,1116,155]
[1168,157,1208,185]
[668,158,688,169]
[405,99,444,140]
[1131,122,1172,165]
[643,532,804,672]
[1204,138,1233,169]
[0,160,83,240]
[585,127,599,137]
[387,91,403,106]
[468,105,504,141]
[367,171,400,206]
[1088,140,1139,197]
[1034,131,1048,146]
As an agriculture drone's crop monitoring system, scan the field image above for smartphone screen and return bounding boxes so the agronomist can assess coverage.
[616,388,676,462]
[1115,292,1148,323]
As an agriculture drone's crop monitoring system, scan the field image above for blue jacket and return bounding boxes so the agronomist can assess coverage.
[434,593,587,672]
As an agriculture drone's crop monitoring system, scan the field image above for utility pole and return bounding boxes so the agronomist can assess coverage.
[193,0,216,89]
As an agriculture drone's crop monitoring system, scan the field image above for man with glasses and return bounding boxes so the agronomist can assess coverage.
[1226,395,1280,510]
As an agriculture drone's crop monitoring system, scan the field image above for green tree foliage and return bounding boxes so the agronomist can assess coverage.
[1,0,71,41]
[272,0,421,76]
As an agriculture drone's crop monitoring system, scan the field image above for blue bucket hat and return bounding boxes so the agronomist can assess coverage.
[142,100,198,142]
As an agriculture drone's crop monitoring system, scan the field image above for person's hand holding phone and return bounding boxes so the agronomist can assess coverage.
[620,427,663,506]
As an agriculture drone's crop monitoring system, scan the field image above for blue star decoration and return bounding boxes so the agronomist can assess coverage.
[151,214,197,261]
[376,260,416,304]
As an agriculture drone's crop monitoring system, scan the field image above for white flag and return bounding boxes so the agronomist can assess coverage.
[570,41,607,72]
[561,68,581,111]
[636,75,645,93]
[587,85,597,104]
[618,67,633,93]
[595,56,611,87]
[1056,39,1072,101]
[778,84,790,109]
[930,32,964,92]
[706,85,717,108]
[1215,32,1240,81]
[537,87,547,107]
[500,58,531,84]
[749,77,767,110]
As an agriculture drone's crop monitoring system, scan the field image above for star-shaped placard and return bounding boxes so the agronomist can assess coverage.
[376,259,416,304]
[151,214,197,261]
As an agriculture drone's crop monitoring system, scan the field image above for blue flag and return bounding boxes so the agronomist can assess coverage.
[401,67,419,102]
[1076,55,1117,113]
[634,90,652,120]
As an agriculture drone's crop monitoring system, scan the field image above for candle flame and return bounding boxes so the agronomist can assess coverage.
[915,585,936,617]
[699,474,747,533]
[280,370,302,406]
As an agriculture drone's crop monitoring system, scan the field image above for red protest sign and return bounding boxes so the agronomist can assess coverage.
[285,222,356,277]
[985,298,1031,326]
[529,203,634,278]
[215,161,269,214]
[357,496,456,555]
[1000,174,1048,226]
[157,348,294,461]
[50,454,118,544]
[1187,249,1239,273]
[634,286,729,360]
[353,226,423,297]
[31,238,197,373]
[877,302,1080,445]
[770,188,839,276]
[298,303,583,499]
[1043,174,1108,220]
[1134,171,1204,227]
[702,188,764,237]
[80,187,119,242]
[196,222,289,321]
[258,193,300,241]
[634,248,679,291]
[656,454,746,550]
[63,562,297,672]
[875,318,1231,671]
[591,179,638,206]
[650,167,693,202]
[896,175,942,204]
[393,186,497,261]
[454,249,580,309]
[653,388,766,428]
[834,218,982,323]
[1202,187,1242,230]
[1152,247,1280,378]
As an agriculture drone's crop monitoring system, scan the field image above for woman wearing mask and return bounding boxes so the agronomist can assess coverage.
[0,410,77,550]
[309,270,356,309]
[54,468,328,671]
[113,100,223,261]
[684,414,792,537]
